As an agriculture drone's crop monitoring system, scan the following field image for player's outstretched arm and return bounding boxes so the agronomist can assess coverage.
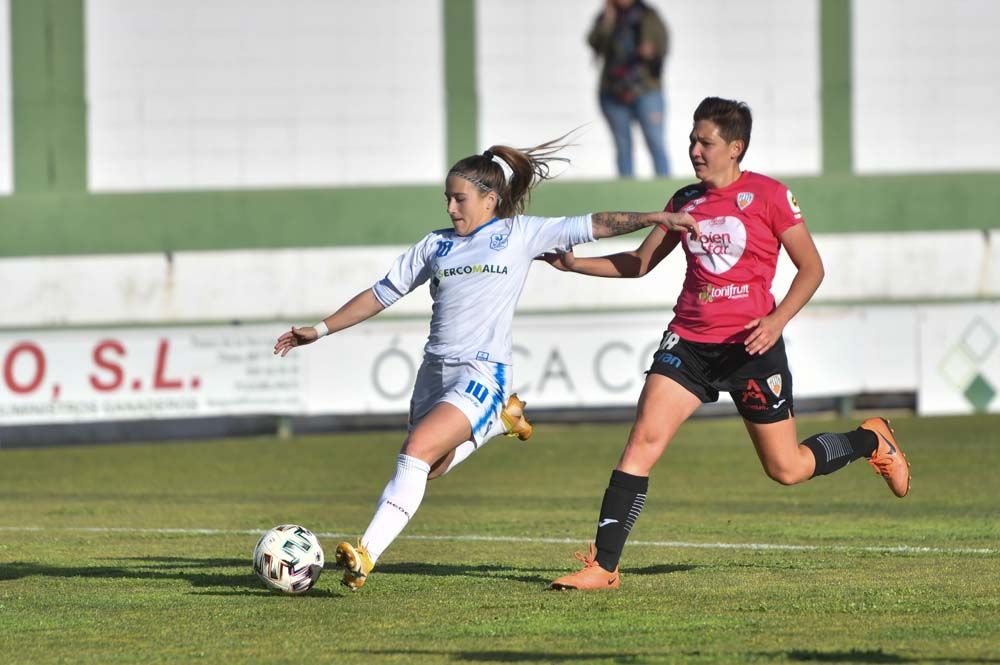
[274,288,386,357]
[542,225,682,278]
[590,210,697,239]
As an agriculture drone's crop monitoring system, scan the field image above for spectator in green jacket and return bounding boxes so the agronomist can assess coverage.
[588,0,670,177]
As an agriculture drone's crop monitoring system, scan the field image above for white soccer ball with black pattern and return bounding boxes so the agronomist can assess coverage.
[253,524,324,594]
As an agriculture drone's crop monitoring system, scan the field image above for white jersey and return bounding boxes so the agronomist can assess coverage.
[372,214,594,364]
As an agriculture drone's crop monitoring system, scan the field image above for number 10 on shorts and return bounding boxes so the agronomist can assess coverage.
[465,380,489,404]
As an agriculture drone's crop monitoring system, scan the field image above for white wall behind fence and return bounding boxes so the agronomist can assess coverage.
[477,0,821,180]
[0,0,12,195]
[2,230,996,329]
[85,0,445,192]
[853,0,1000,174]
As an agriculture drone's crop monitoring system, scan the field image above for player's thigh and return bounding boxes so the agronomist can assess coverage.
[402,401,473,464]
[618,373,701,475]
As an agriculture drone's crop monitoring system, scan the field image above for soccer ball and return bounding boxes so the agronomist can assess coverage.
[253,524,324,594]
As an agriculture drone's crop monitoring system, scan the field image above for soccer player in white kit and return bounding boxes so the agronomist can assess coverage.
[273,138,698,590]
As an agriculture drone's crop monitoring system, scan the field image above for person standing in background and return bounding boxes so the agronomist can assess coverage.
[588,0,670,177]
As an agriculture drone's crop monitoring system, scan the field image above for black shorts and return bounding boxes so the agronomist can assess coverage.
[647,331,794,424]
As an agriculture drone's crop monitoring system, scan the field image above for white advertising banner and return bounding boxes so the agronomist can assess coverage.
[0,329,305,425]
[917,304,1000,416]
[303,315,670,416]
[0,302,967,426]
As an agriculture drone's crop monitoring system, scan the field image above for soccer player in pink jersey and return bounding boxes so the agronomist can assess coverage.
[545,97,911,591]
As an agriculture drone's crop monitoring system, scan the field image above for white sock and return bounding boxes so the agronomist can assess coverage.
[440,440,477,476]
[361,454,431,563]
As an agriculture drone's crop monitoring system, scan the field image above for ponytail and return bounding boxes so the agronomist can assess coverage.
[448,134,573,218]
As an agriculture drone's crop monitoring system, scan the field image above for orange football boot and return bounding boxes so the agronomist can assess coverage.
[549,543,620,590]
[500,393,533,441]
[860,417,910,498]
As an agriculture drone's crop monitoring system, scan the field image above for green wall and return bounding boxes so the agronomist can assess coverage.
[1,173,998,257]
[821,0,852,175]
[444,0,478,166]
[10,0,87,194]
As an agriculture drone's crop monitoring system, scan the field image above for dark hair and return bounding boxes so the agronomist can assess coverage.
[693,97,752,162]
[447,136,571,218]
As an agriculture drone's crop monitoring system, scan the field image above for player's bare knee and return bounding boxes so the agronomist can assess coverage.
[764,465,808,486]
[621,429,668,473]
[400,437,436,465]
[626,424,664,449]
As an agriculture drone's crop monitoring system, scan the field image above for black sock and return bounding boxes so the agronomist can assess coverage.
[803,428,877,477]
[594,470,648,572]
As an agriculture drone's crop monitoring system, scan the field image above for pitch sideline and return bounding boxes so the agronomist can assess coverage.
[0,525,994,555]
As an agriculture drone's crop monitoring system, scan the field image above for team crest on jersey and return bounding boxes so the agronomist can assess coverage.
[736,192,754,211]
[766,373,783,397]
[490,233,509,251]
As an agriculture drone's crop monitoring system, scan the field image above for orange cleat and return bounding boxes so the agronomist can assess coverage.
[860,417,910,498]
[549,543,620,590]
[500,393,533,441]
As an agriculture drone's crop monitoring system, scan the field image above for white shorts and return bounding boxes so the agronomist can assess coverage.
[409,358,512,446]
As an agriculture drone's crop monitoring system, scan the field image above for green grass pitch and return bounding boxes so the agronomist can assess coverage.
[1,413,998,664]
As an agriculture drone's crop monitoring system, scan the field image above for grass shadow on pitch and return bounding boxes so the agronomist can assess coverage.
[0,557,261,592]
[627,563,698,575]
[349,649,649,662]
[370,561,698,586]
[372,561,552,586]
[769,649,1000,664]
[786,651,909,663]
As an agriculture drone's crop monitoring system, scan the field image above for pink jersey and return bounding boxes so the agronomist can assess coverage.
[659,171,803,343]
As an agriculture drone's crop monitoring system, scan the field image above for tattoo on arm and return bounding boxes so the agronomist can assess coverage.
[591,212,653,238]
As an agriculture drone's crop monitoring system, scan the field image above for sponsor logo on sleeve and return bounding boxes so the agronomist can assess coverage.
[682,196,707,213]
[786,189,802,219]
